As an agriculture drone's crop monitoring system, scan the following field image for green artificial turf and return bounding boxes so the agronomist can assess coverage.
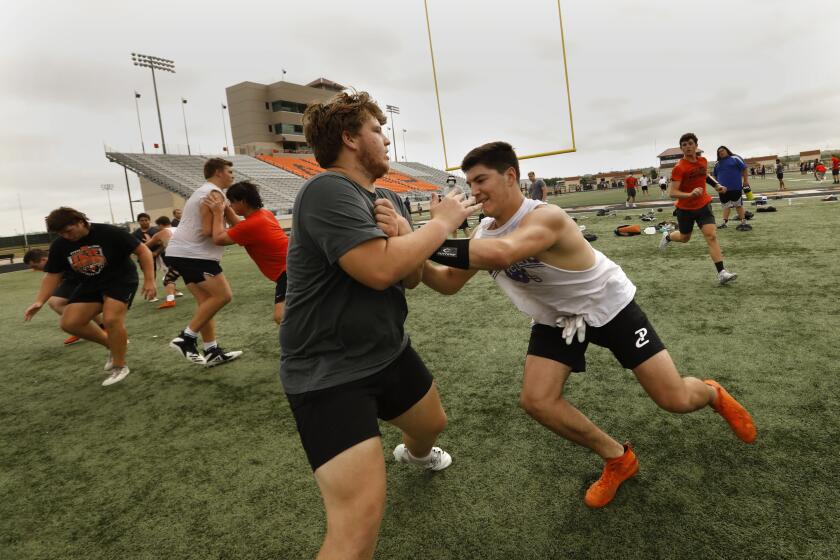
[1,198,839,559]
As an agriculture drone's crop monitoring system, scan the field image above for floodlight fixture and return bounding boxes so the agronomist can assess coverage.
[130,52,176,153]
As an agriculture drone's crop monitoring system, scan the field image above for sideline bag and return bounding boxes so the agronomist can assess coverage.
[583,232,598,242]
[756,206,777,212]
[614,224,641,236]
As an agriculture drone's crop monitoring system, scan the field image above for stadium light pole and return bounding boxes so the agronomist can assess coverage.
[123,167,135,222]
[221,103,230,154]
[385,105,400,161]
[17,193,29,249]
[101,184,116,224]
[181,98,192,155]
[134,91,146,154]
[131,53,175,154]
[401,128,408,162]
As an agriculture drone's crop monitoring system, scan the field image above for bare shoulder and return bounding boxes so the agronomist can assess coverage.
[523,204,574,230]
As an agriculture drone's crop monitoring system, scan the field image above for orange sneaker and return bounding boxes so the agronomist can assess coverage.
[705,380,757,443]
[158,300,177,309]
[584,444,639,509]
[63,335,81,346]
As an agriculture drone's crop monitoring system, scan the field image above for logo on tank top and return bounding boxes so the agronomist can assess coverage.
[68,245,107,276]
[490,257,544,284]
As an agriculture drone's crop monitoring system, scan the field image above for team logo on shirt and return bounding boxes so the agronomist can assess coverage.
[68,245,107,276]
[491,257,544,284]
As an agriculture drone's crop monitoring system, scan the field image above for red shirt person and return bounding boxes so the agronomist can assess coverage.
[204,181,290,324]
[624,175,639,207]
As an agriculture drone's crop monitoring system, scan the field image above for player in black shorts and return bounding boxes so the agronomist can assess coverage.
[23,248,105,346]
[421,141,757,509]
[282,91,477,559]
[24,207,156,386]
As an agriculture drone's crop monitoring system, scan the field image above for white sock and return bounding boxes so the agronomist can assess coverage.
[405,447,433,463]
[184,326,198,338]
[166,294,175,302]
[203,340,217,351]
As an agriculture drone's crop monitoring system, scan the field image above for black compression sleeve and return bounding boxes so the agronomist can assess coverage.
[428,238,470,270]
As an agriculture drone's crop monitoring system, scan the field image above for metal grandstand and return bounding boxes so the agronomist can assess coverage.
[106,153,458,213]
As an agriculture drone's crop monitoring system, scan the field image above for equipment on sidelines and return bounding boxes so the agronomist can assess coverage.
[643,226,657,235]
[756,206,777,213]
[614,224,641,237]
[743,185,754,200]
[583,232,598,242]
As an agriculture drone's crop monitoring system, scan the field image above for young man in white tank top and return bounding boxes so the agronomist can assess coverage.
[165,158,242,367]
[421,142,757,509]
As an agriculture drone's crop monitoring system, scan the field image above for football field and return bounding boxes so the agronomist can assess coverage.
[2,198,839,559]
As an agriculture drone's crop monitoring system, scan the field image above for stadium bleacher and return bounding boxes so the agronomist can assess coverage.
[106,152,458,214]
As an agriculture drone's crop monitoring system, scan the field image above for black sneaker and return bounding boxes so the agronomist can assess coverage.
[717,222,728,229]
[204,346,243,368]
[170,332,205,364]
[735,223,753,231]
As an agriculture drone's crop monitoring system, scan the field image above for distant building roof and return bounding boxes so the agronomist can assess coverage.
[305,77,346,92]
[744,155,778,163]
[564,176,581,181]
[800,149,821,156]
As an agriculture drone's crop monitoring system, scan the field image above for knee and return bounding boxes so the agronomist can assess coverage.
[103,316,123,331]
[327,498,384,557]
[47,298,64,314]
[703,231,717,243]
[654,392,692,414]
[519,393,555,421]
[219,291,232,306]
[59,314,81,333]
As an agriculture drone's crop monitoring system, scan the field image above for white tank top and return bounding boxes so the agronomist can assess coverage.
[167,183,224,261]
[474,199,636,327]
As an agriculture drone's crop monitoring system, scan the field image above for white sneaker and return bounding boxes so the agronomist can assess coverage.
[102,366,130,386]
[624,202,629,208]
[631,203,637,208]
[148,297,160,303]
[658,232,671,250]
[718,269,738,285]
[104,352,113,371]
[175,291,184,297]
[393,443,452,471]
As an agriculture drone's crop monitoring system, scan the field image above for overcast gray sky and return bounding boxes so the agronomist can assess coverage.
[2,0,838,236]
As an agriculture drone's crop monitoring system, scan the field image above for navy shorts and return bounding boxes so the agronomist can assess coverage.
[286,344,434,471]
[527,300,665,372]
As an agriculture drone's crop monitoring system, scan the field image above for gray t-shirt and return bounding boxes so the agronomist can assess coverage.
[528,179,546,200]
[279,172,412,394]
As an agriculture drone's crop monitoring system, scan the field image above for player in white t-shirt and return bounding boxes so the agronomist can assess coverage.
[145,215,184,309]
[166,158,242,367]
[419,142,757,509]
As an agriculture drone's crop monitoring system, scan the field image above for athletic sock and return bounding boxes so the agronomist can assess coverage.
[665,233,671,242]
[723,219,728,224]
[166,294,175,302]
[405,447,433,464]
[203,340,218,351]
[184,326,199,339]
[714,261,725,273]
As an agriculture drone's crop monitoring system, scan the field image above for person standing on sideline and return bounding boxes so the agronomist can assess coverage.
[23,248,104,346]
[775,158,787,189]
[166,158,243,367]
[639,174,649,197]
[713,146,752,231]
[132,213,159,243]
[420,141,756,509]
[527,171,547,201]
[658,133,737,285]
[625,174,638,207]
[659,175,668,198]
[203,181,290,324]
[24,207,156,386]
[281,91,476,560]
[831,154,840,185]
[171,208,183,227]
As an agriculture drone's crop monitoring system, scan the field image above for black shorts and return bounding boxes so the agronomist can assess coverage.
[718,189,744,208]
[286,344,434,471]
[527,300,665,372]
[164,256,222,285]
[832,169,839,176]
[161,256,181,286]
[675,203,715,234]
[660,185,668,191]
[626,188,637,197]
[641,185,649,192]
[776,173,784,180]
[274,271,287,304]
[52,278,80,300]
[68,280,138,308]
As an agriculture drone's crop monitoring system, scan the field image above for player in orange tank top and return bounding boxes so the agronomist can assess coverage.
[659,133,738,285]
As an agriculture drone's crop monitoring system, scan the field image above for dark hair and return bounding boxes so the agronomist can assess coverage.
[461,141,521,181]
[203,157,233,180]
[679,132,698,145]
[776,158,781,163]
[303,91,386,167]
[226,181,264,209]
[23,248,48,264]
[173,208,182,215]
[155,215,171,226]
[45,207,89,232]
[137,212,151,220]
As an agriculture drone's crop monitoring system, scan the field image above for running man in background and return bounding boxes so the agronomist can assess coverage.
[24,207,156,386]
[23,247,104,346]
[145,216,184,309]
[166,158,243,367]
[203,181,290,324]
[659,133,737,285]
[713,146,752,231]
[420,141,756,509]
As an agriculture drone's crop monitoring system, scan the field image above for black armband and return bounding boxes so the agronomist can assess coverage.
[429,238,470,269]
[705,176,720,187]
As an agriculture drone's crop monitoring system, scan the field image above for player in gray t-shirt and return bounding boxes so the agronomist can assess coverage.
[280,91,476,559]
[527,171,547,201]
